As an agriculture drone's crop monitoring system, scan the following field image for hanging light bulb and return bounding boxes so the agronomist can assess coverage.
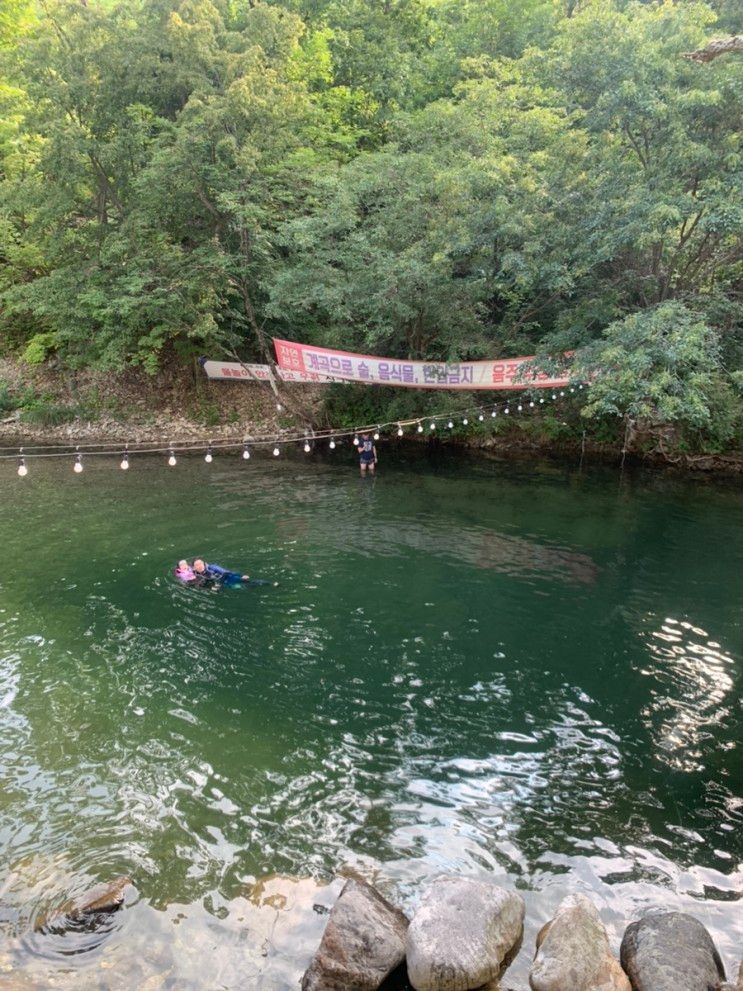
[329,438,336,450]
[353,432,360,446]
[478,413,484,422]
[552,393,557,400]
[430,421,436,430]
[491,410,497,418]
[168,450,177,467]
[273,445,280,457]
[120,450,129,470]
[529,401,535,408]
[505,407,510,415]
[560,391,565,397]
[569,387,575,393]
[73,453,83,473]
[539,397,545,404]
[447,420,454,429]
[462,417,468,425]
[373,427,380,440]
[17,454,27,477]
[303,440,311,453]
[417,421,424,433]
[578,384,584,390]
[517,404,523,412]
[242,444,251,460]
[397,424,403,437]
[205,446,213,464]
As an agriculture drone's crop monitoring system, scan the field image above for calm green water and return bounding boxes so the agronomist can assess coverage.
[1,449,741,989]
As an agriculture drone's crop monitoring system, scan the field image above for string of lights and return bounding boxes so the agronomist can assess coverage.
[4,386,584,476]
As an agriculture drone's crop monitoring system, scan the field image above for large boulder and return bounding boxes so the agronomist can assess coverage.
[529,894,630,991]
[620,913,725,991]
[406,875,525,991]
[301,878,409,991]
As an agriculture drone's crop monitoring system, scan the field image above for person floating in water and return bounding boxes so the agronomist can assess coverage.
[174,559,276,589]
[193,559,250,587]
[174,560,197,583]
[357,432,377,475]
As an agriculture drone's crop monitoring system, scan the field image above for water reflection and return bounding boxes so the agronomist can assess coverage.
[642,618,736,772]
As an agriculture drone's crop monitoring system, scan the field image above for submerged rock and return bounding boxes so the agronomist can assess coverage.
[68,876,132,916]
[406,875,524,991]
[35,876,132,932]
[301,878,408,991]
[619,913,725,991]
[529,894,630,991]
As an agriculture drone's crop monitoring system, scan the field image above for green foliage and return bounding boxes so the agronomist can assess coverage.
[19,398,78,425]
[0,0,740,454]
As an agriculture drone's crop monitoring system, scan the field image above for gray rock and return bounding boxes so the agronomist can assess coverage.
[406,875,525,991]
[301,878,409,991]
[529,894,630,991]
[620,913,725,991]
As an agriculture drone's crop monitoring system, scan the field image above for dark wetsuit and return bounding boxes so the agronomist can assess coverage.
[203,563,243,587]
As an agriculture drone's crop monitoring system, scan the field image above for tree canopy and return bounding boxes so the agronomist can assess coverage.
[0,0,741,449]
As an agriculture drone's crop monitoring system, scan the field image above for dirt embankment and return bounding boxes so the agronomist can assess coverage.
[0,357,325,446]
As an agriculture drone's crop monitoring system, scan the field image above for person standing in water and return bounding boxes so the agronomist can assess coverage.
[357,432,377,475]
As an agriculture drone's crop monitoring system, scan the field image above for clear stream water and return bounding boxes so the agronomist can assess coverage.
[1,449,741,989]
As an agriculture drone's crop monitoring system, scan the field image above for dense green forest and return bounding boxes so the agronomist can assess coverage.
[0,0,741,451]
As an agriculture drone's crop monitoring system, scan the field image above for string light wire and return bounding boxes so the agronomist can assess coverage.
[0,388,583,466]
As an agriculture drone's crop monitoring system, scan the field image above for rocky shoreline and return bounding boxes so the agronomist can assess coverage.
[10,873,740,991]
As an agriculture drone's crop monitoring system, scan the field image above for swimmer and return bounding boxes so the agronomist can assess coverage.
[193,558,250,586]
[357,432,377,475]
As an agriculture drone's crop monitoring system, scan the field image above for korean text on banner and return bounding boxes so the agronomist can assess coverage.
[273,340,570,390]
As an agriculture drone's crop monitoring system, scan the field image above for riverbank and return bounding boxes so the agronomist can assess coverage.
[1,358,741,474]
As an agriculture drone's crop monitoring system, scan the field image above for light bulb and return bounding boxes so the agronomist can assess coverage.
[578,384,584,390]
[74,457,83,473]
[462,418,468,425]
[417,422,423,433]
[529,401,535,408]
[329,439,336,450]
[397,426,403,437]
[353,434,359,446]
[273,446,280,457]
[242,446,250,460]
[478,413,484,421]
[430,422,436,430]
[18,462,27,477]
[560,391,565,397]
[540,398,545,404]
[505,408,510,415]
[168,452,177,466]
[570,387,575,393]
[517,405,523,412]
[448,420,454,429]
[552,394,557,400]
[373,429,380,440]
[120,457,129,470]
[205,451,213,463]
[304,441,311,453]
[276,402,283,412]
[491,410,497,418]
